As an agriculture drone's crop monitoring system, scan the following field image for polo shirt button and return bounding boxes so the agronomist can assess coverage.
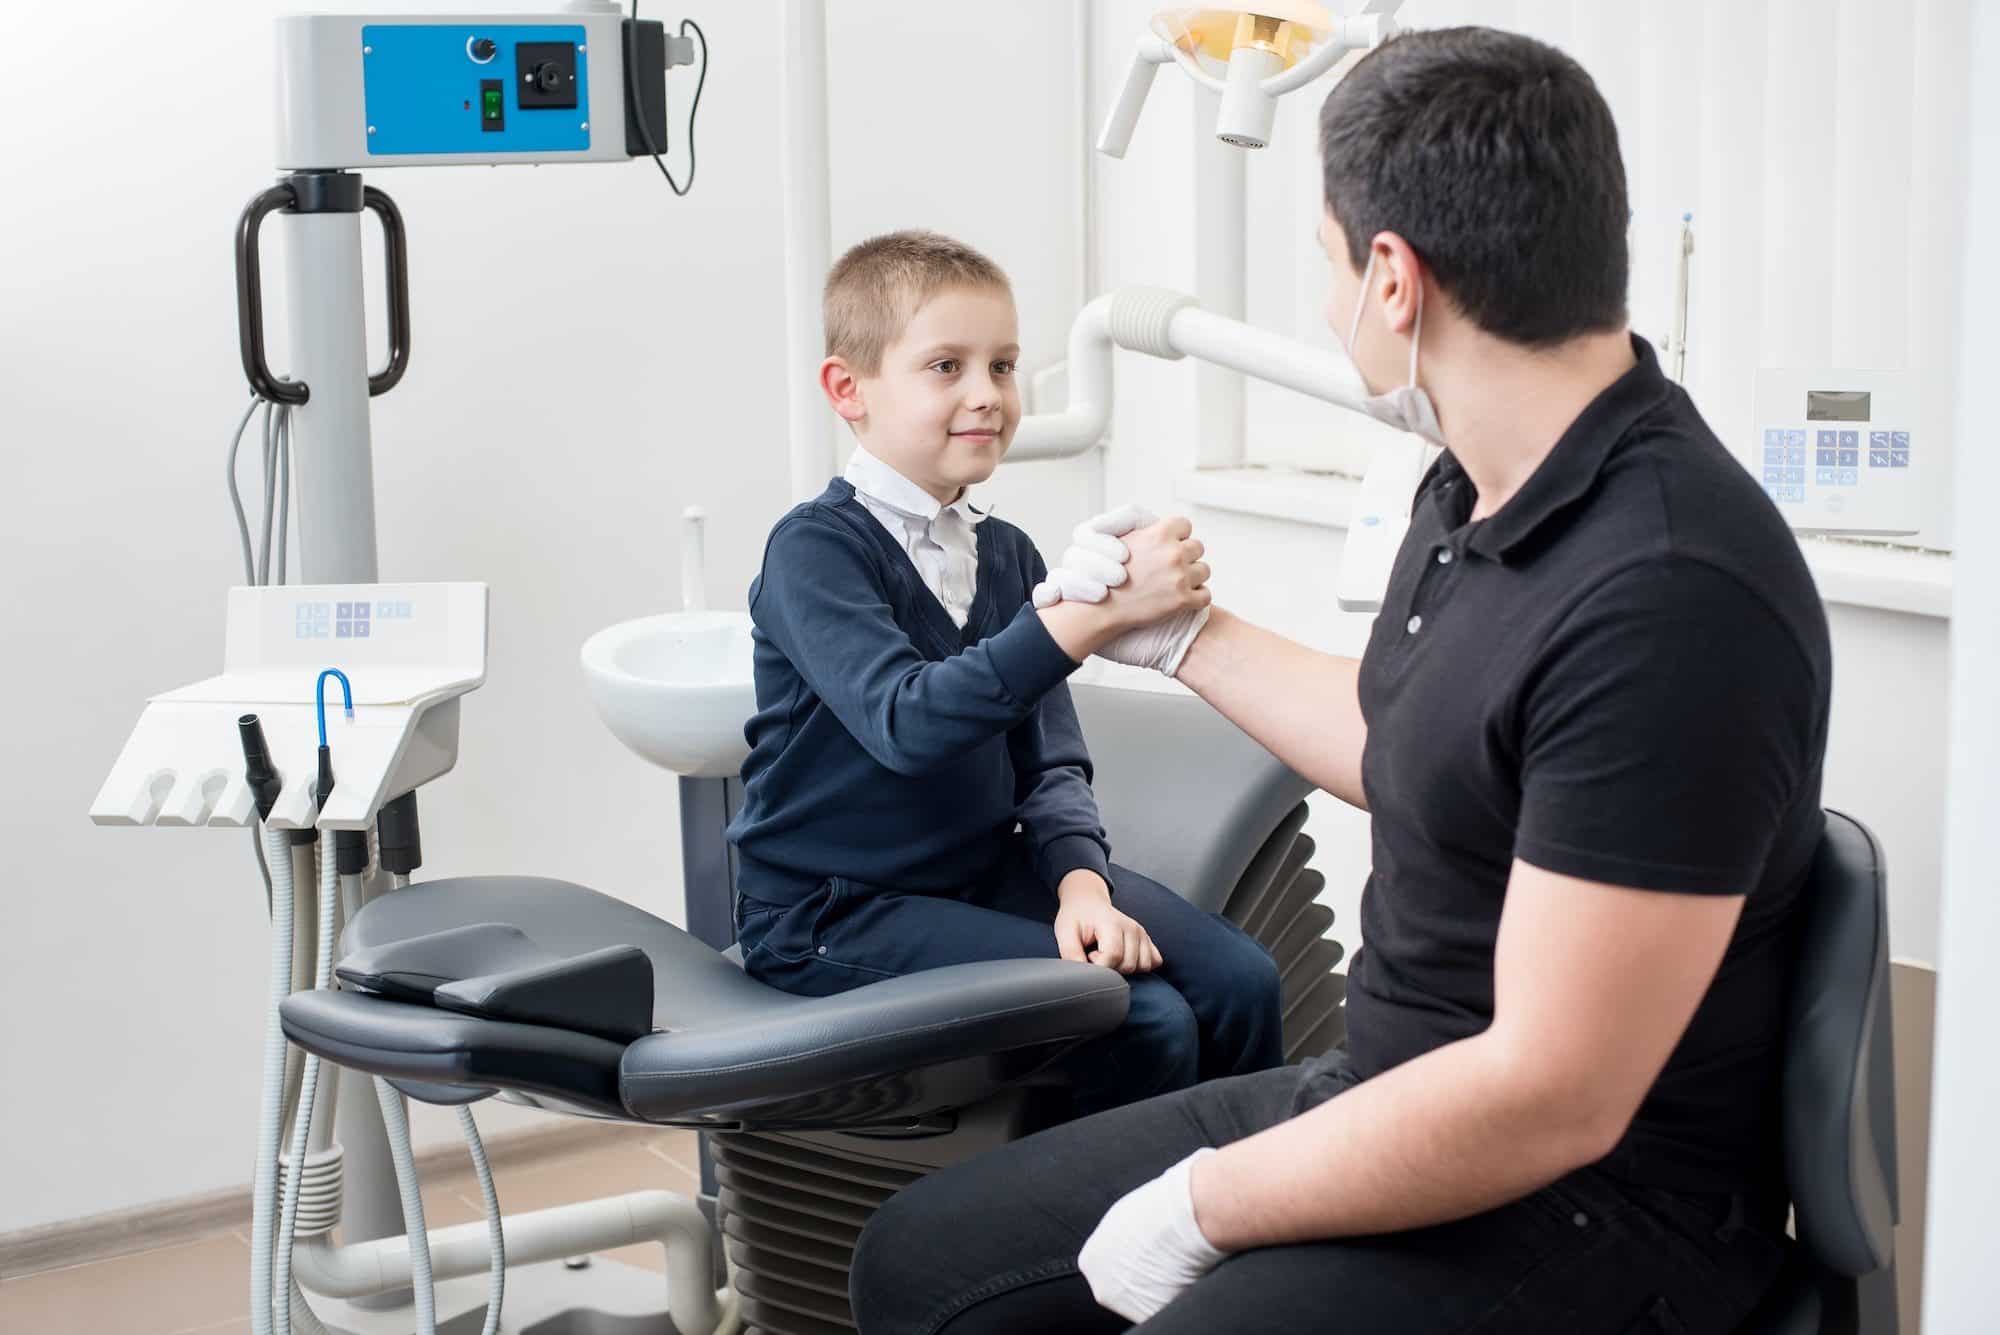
[1406,615,1423,634]
[817,946,828,955]
[1436,548,1453,565]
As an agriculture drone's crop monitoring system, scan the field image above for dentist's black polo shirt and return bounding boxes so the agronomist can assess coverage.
[1345,336,1831,1196]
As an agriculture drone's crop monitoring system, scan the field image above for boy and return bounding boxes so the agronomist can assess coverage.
[725,230,1283,1116]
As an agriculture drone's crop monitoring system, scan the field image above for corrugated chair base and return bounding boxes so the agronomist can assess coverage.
[712,800,1347,1330]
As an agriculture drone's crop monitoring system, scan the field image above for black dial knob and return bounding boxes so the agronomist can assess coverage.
[471,37,497,61]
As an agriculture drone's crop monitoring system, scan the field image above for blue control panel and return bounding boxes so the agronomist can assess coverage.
[362,24,591,156]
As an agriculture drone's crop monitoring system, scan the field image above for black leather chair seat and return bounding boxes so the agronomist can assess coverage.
[282,875,1130,1130]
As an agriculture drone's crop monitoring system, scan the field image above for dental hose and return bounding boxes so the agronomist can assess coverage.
[248,687,489,1335]
[245,713,289,1335]
[273,833,340,1335]
[250,815,293,1335]
[271,673,444,1335]
[372,1077,440,1335]
[458,1105,506,1335]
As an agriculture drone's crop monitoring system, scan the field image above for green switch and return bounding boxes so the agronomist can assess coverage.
[480,79,504,132]
[483,89,502,120]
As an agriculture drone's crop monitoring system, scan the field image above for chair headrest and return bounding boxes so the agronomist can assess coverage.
[1784,810,1898,1277]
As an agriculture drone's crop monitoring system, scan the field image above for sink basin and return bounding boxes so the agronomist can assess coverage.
[581,611,757,777]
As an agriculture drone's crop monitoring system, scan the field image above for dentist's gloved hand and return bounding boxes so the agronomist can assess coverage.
[1032,504,1160,606]
[1033,504,1211,677]
[1078,1149,1229,1323]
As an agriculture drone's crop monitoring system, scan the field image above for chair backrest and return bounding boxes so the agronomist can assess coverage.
[1070,682,1313,914]
[1783,810,1898,1278]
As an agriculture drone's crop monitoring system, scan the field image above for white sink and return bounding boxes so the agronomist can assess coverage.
[581,610,757,778]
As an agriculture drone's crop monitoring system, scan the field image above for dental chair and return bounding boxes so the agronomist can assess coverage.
[1736,810,1901,1335]
[279,681,1902,1335]
[280,682,1342,1334]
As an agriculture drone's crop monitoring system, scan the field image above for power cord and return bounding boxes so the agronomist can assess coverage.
[629,6,708,196]
[226,391,295,589]
[227,388,296,907]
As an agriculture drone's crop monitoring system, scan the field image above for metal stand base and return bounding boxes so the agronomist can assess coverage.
[297,1257,681,1334]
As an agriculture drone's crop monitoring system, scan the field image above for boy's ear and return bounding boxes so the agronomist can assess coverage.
[819,356,868,425]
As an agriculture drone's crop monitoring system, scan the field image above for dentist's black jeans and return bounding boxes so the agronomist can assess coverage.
[850,1054,1787,1335]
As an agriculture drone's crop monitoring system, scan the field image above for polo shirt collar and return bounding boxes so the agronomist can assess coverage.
[1463,335,1671,561]
[844,446,986,526]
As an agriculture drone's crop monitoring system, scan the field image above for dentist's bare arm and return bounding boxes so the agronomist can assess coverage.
[1173,608,1369,810]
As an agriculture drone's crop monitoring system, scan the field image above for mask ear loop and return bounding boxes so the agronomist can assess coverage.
[1346,249,1376,353]
[1347,248,1424,393]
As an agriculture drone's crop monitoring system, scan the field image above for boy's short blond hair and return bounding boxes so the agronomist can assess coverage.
[824,230,1012,376]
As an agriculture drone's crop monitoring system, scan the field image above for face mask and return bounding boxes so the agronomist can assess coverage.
[1341,250,1446,447]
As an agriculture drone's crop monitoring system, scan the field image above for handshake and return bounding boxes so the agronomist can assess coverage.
[1032,504,1213,678]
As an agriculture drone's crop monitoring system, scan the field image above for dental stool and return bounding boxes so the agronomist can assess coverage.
[1736,810,1901,1335]
[280,683,1342,1334]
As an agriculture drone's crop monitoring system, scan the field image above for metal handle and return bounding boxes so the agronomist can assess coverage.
[364,187,411,397]
[235,183,308,405]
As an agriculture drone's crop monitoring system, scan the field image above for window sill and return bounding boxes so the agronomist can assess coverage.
[1177,467,1953,621]
[1175,466,1360,532]
[1795,538,1952,620]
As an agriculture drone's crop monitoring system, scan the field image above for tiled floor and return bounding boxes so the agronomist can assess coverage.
[0,1126,701,1335]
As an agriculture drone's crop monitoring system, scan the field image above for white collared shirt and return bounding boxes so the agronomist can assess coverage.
[843,446,986,629]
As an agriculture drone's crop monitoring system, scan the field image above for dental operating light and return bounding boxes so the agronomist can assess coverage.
[1099,2,1403,155]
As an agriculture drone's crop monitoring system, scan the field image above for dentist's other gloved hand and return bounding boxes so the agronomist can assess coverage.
[1077,1149,1228,1323]
[1032,503,1159,605]
[1033,504,1211,677]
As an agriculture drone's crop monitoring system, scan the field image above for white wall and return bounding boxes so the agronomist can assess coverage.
[0,0,1087,1235]
[824,0,1097,555]
[1921,0,2000,1324]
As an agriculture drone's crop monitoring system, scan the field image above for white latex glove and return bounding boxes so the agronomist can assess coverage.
[1077,1149,1228,1324]
[1031,504,1159,607]
[1031,504,1211,675]
[1096,605,1211,677]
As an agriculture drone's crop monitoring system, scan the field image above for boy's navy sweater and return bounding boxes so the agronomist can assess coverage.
[726,478,1111,908]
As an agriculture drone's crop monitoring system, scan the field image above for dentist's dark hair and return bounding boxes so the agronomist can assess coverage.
[1318,26,1629,347]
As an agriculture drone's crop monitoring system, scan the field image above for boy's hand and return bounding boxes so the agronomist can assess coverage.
[1109,517,1211,629]
[1055,871,1163,974]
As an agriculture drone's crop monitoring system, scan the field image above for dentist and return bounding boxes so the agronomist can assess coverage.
[852,26,1828,1335]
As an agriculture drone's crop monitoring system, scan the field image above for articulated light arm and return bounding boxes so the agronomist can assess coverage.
[1011,289,1429,613]
[1098,34,1178,158]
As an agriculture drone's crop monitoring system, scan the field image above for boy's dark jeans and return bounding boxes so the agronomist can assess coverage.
[735,836,1286,1115]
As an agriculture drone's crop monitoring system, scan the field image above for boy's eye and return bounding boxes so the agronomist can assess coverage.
[992,360,1016,377]
[931,359,960,375]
